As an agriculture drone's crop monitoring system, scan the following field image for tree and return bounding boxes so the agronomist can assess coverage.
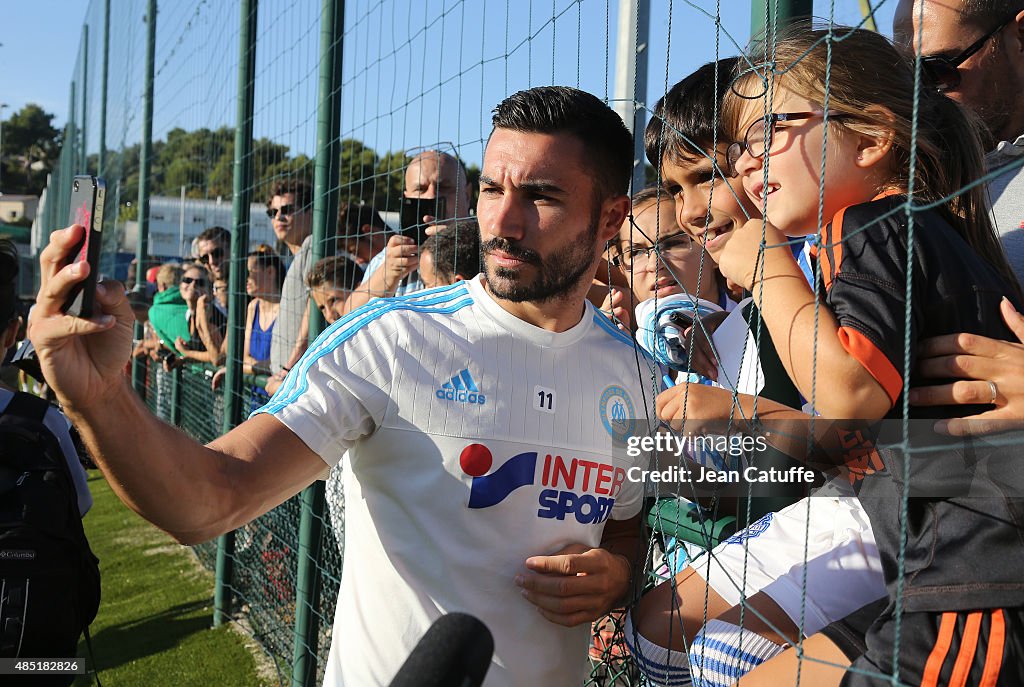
[338,138,379,206]
[1,104,61,195]
[371,150,410,211]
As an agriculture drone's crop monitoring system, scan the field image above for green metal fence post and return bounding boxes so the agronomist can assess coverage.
[63,81,76,219]
[750,0,813,39]
[132,0,157,395]
[291,0,344,684]
[67,81,77,190]
[214,0,259,630]
[97,0,113,276]
[80,25,89,175]
[170,365,182,426]
[98,0,109,178]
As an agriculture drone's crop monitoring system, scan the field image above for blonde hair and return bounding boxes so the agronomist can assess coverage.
[725,24,1022,300]
[156,262,183,290]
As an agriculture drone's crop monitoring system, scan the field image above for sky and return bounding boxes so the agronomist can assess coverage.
[1,0,897,170]
[1,1,90,125]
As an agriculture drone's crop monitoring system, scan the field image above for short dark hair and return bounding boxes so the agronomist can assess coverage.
[338,203,387,237]
[490,86,633,197]
[422,220,481,283]
[248,244,286,291]
[266,177,314,212]
[645,58,739,169]
[962,1,1024,28]
[197,225,231,245]
[306,256,364,291]
[0,239,19,324]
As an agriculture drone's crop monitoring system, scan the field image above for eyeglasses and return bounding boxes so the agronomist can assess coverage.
[213,284,229,292]
[181,276,208,287]
[920,15,1015,92]
[611,233,695,270]
[726,111,842,173]
[266,203,307,219]
[199,246,223,264]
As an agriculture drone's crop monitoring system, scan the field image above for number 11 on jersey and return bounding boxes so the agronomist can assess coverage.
[533,385,556,414]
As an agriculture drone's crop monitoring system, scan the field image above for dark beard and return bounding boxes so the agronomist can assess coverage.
[482,213,600,304]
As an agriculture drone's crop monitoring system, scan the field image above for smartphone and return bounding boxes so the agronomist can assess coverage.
[62,175,106,318]
[399,196,446,243]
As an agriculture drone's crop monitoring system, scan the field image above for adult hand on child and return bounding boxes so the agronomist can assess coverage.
[910,297,1024,436]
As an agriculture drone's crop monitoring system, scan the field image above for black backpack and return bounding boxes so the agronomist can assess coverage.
[0,392,101,661]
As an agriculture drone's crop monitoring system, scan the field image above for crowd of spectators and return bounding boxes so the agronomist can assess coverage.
[125,150,483,407]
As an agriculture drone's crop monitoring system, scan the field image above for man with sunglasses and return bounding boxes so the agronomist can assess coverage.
[195,226,231,283]
[891,3,1024,438]
[894,0,1024,283]
[266,178,315,390]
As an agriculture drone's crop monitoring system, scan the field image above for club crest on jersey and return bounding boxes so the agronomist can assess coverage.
[460,444,625,524]
[599,385,635,442]
[436,368,486,404]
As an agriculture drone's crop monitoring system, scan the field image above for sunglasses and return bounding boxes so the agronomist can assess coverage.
[266,203,307,219]
[181,276,208,287]
[199,246,224,263]
[921,15,1015,92]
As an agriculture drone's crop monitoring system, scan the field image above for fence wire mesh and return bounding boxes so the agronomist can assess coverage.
[32,0,1024,685]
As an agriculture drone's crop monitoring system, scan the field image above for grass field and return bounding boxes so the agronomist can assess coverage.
[72,471,273,686]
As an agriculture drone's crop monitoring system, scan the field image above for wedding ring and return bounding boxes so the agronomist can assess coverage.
[986,380,999,404]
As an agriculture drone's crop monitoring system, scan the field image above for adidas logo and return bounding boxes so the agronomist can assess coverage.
[436,368,486,405]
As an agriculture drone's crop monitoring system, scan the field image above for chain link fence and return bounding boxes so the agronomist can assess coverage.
[36,1,995,686]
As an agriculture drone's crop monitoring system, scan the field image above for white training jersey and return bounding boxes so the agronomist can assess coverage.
[256,275,660,687]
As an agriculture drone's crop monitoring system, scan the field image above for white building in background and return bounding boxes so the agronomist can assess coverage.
[121,195,278,258]
[0,195,39,223]
[31,190,280,260]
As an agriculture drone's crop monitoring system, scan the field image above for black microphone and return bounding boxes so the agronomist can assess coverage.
[388,612,494,687]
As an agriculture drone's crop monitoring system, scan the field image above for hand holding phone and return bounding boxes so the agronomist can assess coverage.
[399,196,447,244]
[62,175,106,318]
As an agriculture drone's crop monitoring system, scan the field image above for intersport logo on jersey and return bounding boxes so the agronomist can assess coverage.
[459,443,626,524]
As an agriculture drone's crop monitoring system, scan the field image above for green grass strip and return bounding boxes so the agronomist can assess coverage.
[73,472,273,686]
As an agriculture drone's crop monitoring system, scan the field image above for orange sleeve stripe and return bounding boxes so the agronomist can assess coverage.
[922,612,958,687]
[837,326,903,405]
[980,610,1006,687]
[819,205,847,292]
[949,611,983,687]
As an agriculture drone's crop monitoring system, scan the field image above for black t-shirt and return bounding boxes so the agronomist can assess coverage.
[819,194,1024,611]
[184,304,227,351]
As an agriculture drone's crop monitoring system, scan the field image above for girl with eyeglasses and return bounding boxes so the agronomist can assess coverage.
[659,25,1024,687]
